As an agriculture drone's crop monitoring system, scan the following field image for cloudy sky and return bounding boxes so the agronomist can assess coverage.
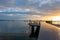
[0,0,60,12]
[0,0,60,20]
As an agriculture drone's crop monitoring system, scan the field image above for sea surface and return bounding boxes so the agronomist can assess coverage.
[0,19,60,40]
[0,20,36,40]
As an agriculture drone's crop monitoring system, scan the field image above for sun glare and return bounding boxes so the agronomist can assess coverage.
[52,16,60,21]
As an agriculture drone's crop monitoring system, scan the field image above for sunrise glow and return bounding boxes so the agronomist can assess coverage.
[52,16,60,21]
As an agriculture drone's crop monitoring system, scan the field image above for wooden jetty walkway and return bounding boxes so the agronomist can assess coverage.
[28,20,60,40]
[28,20,41,39]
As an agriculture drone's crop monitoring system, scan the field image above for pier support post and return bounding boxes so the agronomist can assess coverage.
[29,23,40,39]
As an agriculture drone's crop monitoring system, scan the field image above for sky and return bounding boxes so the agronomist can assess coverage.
[0,0,60,12]
[0,14,41,20]
[0,0,60,20]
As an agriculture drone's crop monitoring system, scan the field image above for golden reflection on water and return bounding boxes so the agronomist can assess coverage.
[38,22,60,40]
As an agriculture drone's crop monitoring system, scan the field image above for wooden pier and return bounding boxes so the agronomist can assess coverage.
[28,20,41,39]
[28,20,58,39]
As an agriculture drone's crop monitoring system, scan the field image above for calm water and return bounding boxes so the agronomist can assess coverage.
[0,20,29,33]
[0,20,59,40]
[0,20,36,40]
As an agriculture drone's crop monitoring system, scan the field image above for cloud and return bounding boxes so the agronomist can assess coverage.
[0,8,41,14]
[0,14,41,20]
[6,14,15,16]
[0,0,60,15]
[0,0,60,8]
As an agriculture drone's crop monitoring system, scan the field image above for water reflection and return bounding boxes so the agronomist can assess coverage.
[38,22,60,40]
[29,22,40,39]
[0,20,60,40]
